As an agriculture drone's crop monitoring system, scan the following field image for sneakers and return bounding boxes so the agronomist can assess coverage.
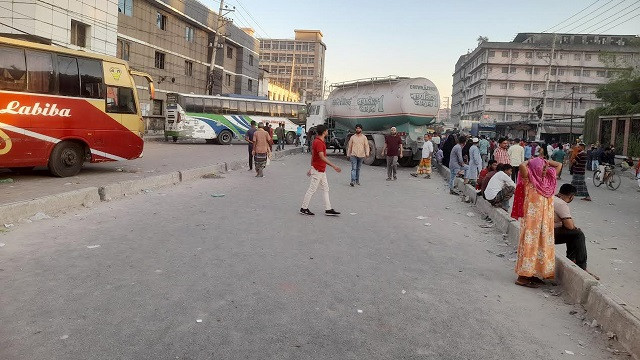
[325,209,341,216]
[393,176,397,180]
[356,181,361,185]
[410,173,418,177]
[350,182,355,187]
[386,178,392,181]
[300,208,315,216]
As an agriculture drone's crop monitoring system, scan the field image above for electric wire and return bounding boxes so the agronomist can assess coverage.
[564,0,637,33]
[553,0,616,33]
[542,0,600,33]
[577,1,640,33]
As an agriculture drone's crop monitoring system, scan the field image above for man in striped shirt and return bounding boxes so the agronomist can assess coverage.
[571,143,592,201]
[493,138,510,165]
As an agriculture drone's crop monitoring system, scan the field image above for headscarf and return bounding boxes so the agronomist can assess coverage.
[441,134,456,168]
[527,157,557,198]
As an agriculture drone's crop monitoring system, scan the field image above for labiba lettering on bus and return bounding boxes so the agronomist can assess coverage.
[0,101,71,117]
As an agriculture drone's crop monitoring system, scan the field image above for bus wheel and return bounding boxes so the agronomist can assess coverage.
[286,131,296,145]
[49,141,84,177]
[172,136,178,143]
[205,139,217,144]
[217,130,233,145]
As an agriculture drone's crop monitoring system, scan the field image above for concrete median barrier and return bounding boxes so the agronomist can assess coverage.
[0,187,100,224]
[98,172,181,201]
[179,164,227,182]
[555,255,599,304]
[584,285,640,360]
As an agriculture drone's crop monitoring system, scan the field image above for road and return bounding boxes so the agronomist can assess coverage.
[0,154,624,359]
[0,140,263,205]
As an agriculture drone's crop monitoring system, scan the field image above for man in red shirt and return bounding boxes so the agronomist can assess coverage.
[300,124,342,216]
[382,127,403,181]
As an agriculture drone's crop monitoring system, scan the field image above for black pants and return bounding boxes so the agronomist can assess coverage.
[248,146,253,170]
[554,227,587,270]
[511,166,519,183]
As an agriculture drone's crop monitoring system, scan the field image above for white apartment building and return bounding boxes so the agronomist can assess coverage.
[0,0,118,55]
[452,33,639,125]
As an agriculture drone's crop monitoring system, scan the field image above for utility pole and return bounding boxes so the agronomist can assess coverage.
[569,86,575,144]
[536,33,557,141]
[288,52,296,93]
[207,0,233,95]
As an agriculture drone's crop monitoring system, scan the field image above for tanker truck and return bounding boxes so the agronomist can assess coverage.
[306,76,440,167]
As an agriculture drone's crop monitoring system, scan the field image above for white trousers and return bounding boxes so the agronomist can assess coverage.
[301,169,332,210]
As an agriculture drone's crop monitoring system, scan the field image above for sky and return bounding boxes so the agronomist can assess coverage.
[206,0,640,105]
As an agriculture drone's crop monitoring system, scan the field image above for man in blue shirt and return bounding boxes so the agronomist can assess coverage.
[296,125,303,146]
[524,142,532,160]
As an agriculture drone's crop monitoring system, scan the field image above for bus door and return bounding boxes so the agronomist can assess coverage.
[103,62,142,158]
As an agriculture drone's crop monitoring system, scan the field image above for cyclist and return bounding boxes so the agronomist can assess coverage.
[597,146,615,181]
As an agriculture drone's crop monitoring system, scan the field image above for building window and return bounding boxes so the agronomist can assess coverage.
[506,114,513,121]
[551,69,557,75]
[485,98,490,104]
[157,13,167,30]
[225,73,231,86]
[525,68,532,75]
[583,70,590,77]
[70,20,88,48]
[534,68,540,75]
[574,53,581,61]
[573,69,581,76]
[184,60,193,76]
[555,101,561,108]
[488,51,495,57]
[500,83,507,89]
[512,52,518,58]
[532,84,539,90]
[558,69,565,76]
[524,84,531,90]
[508,83,515,89]
[248,79,253,91]
[117,39,130,61]
[249,54,254,66]
[536,52,543,59]
[585,54,592,61]
[118,0,133,16]
[596,70,605,77]
[523,99,530,106]
[525,52,532,58]
[509,68,516,73]
[501,67,508,73]
[499,98,506,105]
[152,99,163,115]
[227,47,233,59]
[185,26,194,42]
[501,51,509,57]
[154,51,165,69]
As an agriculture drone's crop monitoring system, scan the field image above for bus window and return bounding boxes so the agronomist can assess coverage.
[229,100,238,113]
[26,50,54,94]
[238,100,247,113]
[269,103,277,116]
[0,46,26,91]
[277,104,284,116]
[106,86,136,114]
[203,98,213,112]
[284,104,292,116]
[78,58,104,99]
[222,99,230,113]
[246,101,255,115]
[57,56,80,96]
[212,99,222,113]
[185,96,196,112]
[193,98,204,113]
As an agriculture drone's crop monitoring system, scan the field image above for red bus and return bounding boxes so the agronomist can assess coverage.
[0,35,154,177]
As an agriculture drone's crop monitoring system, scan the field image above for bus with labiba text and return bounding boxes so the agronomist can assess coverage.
[0,35,154,177]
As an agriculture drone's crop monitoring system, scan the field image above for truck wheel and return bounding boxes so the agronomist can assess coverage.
[48,141,84,177]
[286,131,296,145]
[363,140,377,166]
[398,156,414,167]
[217,130,233,145]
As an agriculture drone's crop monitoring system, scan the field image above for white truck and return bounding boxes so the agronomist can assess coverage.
[306,76,440,166]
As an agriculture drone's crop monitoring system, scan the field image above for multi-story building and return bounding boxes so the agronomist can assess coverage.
[0,0,119,55]
[258,30,326,101]
[116,0,260,128]
[452,33,639,126]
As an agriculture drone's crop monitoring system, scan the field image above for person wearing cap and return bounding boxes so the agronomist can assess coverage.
[465,137,483,186]
[411,133,434,179]
[346,124,369,186]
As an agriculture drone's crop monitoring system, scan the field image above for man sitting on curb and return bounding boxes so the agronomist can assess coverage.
[483,164,515,211]
[553,184,598,279]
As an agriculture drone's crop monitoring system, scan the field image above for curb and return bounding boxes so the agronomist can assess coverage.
[440,164,639,360]
[0,147,304,224]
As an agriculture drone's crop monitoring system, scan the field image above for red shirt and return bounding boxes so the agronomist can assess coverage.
[385,135,402,157]
[311,137,327,172]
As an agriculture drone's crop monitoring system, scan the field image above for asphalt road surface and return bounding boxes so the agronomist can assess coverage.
[0,155,626,359]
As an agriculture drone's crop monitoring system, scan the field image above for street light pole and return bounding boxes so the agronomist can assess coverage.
[536,34,557,142]
[207,0,232,95]
[569,86,575,144]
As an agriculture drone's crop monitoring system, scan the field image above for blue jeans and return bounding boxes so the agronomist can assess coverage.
[350,156,363,183]
[591,160,599,171]
[449,165,469,190]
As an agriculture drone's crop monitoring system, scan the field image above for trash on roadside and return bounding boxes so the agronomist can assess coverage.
[509,258,516,262]
[496,253,505,258]
[349,213,357,215]
[210,194,225,198]
[142,189,152,194]
[590,319,598,328]
[0,178,14,183]
[86,245,100,249]
[479,224,495,228]
[416,216,426,220]
[4,224,14,228]
[115,168,123,172]
[202,173,223,179]
[424,223,431,226]
[356,309,363,314]
[466,212,475,217]
[196,319,203,323]
[0,243,5,247]
[564,350,574,355]
[60,335,69,340]
[401,290,406,294]
[29,212,51,221]
[606,331,617,340]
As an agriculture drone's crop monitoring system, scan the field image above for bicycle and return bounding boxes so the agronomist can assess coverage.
[592,164,621,190]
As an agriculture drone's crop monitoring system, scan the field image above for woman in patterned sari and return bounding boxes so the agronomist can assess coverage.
[513,157,563,288]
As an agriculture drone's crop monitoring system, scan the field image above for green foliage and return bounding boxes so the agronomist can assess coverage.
[595,75,640,107]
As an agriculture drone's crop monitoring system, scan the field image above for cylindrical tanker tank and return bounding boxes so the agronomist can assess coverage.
[325,77,440,132]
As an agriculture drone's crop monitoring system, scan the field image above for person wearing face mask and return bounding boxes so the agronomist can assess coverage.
[346,124,369,187]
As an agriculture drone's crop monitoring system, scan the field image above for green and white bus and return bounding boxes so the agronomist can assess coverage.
[164,93,306,145]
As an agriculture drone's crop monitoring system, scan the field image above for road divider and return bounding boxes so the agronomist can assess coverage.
[439,163,640,360]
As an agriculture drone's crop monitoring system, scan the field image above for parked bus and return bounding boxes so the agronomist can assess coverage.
[165,93,306,145]
[0,35,154,177]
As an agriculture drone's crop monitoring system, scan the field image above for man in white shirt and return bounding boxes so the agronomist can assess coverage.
[411,133,434,179]
[507,138,525,182]
[483,164,516,211]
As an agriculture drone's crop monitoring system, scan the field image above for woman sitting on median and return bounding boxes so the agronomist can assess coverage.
[512,156,563,288]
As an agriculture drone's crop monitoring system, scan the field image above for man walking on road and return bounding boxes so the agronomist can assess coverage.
[507,138,524,182]
[382,127,403,181]
[252,123,271,178]
[244,121,257,172]
[571,143,592,201]
[411,133,434,179]
[346,124,369,186]
[275,123,286,151]
[300,124,342,216]
[478,135,490,167]
[448,135,468,195]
